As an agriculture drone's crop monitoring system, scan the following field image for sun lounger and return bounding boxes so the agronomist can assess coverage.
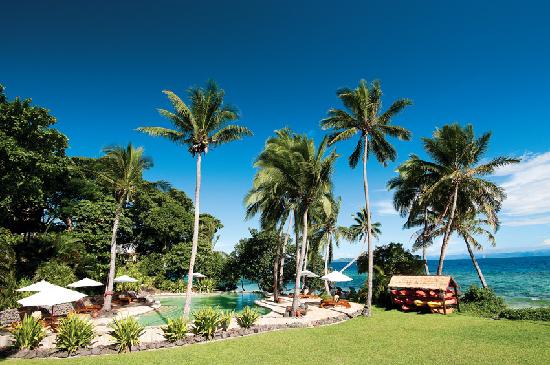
[75,298,101,314]
[319,299,351,309]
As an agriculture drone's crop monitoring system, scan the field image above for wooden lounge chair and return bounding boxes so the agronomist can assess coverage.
[319,299,351,309]
[75,298,101,314]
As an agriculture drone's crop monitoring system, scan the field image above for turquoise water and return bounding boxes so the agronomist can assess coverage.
[138,292,269,326]
[243,256,550,308]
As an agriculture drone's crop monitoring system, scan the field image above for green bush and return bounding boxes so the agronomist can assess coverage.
[194,278,216,293]
[12,315,45,350]
[162,317,189,342]
[192,307,222,339]
[55,313,95,355]
[499,307,550,321]
[108,317,144,352]
[218,310,233,331]
[236,306,260,329]
[461,285,507,318]
[33,260,77,287]
[156,278,186,293]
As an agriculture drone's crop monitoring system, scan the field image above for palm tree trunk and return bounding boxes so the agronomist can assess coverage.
[301,239,310,290]
[422,246,429,275]
[362,134,374,317]
[278,213,292,295]
[183,153,202,316]
[292,208,308,314]
[273,228,282,302]
[102,202,123,312]
[324,234,331,294]
[437,183,459,275]
[465,238,488,288]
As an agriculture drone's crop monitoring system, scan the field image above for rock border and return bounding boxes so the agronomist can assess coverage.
[1,309,361,360]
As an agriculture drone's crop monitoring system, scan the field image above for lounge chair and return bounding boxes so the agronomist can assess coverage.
[75,298,101,314]
[319,299,351,309]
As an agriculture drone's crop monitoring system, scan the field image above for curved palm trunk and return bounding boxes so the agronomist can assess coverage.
[324,234,331,294]
[292,209,308,314]
[273,225,283,302]
[102,202,123,312]
[301,239,310,290]
[464,238,488,288]
[362,134,374,317]
[278,213,292,296]
[437,183,459,275]
[183,153,202,316]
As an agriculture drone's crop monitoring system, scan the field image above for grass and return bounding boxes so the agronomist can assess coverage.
[6,309,549,365]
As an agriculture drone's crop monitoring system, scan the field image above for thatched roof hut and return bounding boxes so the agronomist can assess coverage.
[388,275,459,291]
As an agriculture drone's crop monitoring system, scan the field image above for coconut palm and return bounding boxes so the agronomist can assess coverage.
[138,80,252,315]
[251,130,338,314]
[321,79,411,316]
[100,144,152,311]
[402,124,518,274]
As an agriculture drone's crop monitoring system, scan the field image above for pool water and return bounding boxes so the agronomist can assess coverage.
[137,292,270,326]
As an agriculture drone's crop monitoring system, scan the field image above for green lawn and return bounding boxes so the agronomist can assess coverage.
[7,309,550,365]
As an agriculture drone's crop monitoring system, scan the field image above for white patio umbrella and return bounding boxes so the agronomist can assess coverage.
[321,271,353,282]
[67,278,103,288]
[192,272,206,278]
[300,270,319,278]
[17,287,86,307]
[114,275,138,283]
[16,280,59,292]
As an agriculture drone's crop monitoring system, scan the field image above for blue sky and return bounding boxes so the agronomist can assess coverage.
[2,0,549,258]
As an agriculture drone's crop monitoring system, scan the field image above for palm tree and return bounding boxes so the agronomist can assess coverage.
[138,80,252,315]
[100,144,152,311]
[449,213,496,288]
[250,130,338,314]
[321,79,411,316]
[402,124,518,274]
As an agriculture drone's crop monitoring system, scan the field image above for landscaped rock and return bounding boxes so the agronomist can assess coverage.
[91,347,102,355]
[14,349,29,358]
[175,339,184,346]
[138,343,148,351]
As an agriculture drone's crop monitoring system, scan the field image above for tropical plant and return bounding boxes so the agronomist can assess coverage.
[162,316,189,342]
[192,307,222,339]
[252,130,338,313]
[321,79,412,316]
[499,307,550,321]
[194,278,216,293]
[12,315,45,350]
[396,124,519,274]
[55,313,95,355]
[218,310,233,331]
[138,80,252,315]
[236,306,260,329]
[108,317,145,352]
[100,144,152,311]
[33,260,77,287]
[461,285,507,318]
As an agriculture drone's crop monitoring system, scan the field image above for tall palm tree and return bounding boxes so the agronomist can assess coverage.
[402,124,518,274]
[250,130,338,314]
[100,144,152,311]
[138,80,252,315]
[321,79,411,316]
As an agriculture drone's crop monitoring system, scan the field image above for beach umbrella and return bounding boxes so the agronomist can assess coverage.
[16,280,58,292]
[113,275,138,283]
[67,278,104,288]
[17,287,86,307]
[321,271,352,282]
[300,270,319,278]
[192,272,206,278]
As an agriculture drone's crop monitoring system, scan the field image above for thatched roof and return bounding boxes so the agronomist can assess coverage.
[388,275,458,290]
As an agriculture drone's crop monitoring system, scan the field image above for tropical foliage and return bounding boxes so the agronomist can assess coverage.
[236,306,260,328]
[162,317,189,342]
[11,315,46,350]
[109,317,145,352]
[55,314,95,355]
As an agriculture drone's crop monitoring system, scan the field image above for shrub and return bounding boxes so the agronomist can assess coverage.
[12,315,45,350]
[162,317,189,342]
[33,260,77,287]
[499,307,550,321]
[461,285,507,318]
[108,317,144,352]
[156,278,186,293]
[236,306,260,329]
[192,307,222,339]
[320,291,332,301]
[194,278,216,293]
[55,313,95,355]
[218,310,233,331]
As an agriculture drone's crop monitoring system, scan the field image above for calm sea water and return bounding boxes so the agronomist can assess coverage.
[243,256,550,308]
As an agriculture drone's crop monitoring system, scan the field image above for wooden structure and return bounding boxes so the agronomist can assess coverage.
[388,275,460,314]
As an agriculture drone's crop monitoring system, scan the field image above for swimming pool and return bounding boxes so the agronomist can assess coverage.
[137,292,270,326]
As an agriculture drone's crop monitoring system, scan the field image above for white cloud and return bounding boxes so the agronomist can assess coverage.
[543,239,550,246]
[373,200,398,215]
[496,151,550,226]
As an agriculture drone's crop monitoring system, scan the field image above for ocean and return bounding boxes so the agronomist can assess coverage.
[243,256,550,308]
